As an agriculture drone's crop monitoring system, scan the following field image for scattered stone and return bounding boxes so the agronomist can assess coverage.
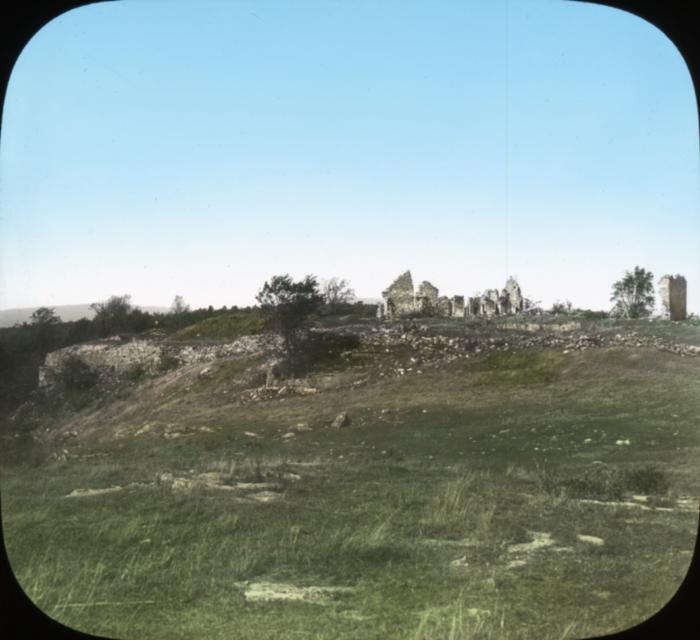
[449,555,469,568]
[158,472,174,484]
[282,432,296,439]
[235,581,354,604]
[251,491,282,503]
[577,497,699,512]
[331,412,351,428]
[505,531,558,568]
[615,439,631,446]
[232,481,279,491]
[244,431,261,439]
[297,387,318,395]
[506,559,528,569]
[65,486,123,498]
[507,531,554,555]
[577,534,604,546]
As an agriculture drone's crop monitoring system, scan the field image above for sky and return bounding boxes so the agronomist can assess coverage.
[1,0,698,313]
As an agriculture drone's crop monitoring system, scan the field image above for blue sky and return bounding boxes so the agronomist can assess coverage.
[1,0,698,313]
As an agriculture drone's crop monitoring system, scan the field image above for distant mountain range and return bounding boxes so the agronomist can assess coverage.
[0,305,170,328]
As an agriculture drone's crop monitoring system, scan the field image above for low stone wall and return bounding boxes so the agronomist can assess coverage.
[39,335,281,388]
[40,339,163,387]
[167,335,278,366]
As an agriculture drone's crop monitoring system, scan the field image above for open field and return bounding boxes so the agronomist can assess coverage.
[1,319,699,639]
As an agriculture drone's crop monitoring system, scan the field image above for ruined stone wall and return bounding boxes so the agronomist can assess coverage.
[481,290,500,317]
[451,296,465,318]
[379,271,416,319]
[503,277,524,314]
[436,296,451,316]
[378,271,526,321]
[40,339,163,386]
[39,335,278,388]
[658,275,687,320]
[416,281,439,314]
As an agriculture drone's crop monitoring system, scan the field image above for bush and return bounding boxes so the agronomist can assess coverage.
[170,311,265,341]
[622,465,670,495]
[546,463,671,501]
[54,355,99,391]
[158,349,181,372]
[282,330,362,374]
[560,465,625,501]
[125,363,147,382]
[550,300,572,315]
[578,309,609,320]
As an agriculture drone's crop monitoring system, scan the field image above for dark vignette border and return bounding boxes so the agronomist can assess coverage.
[0,1,697,638]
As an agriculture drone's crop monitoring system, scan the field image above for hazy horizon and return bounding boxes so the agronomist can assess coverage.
[1,0,698,313]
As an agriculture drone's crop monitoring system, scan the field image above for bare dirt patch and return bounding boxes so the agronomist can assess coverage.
[234,581,354,604]
[504,531,573,568]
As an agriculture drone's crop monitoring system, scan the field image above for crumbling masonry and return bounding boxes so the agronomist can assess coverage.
[658,275,687,321]
[377,271,525,320]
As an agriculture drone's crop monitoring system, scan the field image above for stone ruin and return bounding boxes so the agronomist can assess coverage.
[658,275,687,321]
[38,335,275,388]
[376,271,525,320]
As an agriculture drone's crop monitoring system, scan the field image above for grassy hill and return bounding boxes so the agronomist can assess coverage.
[168,309,266,341]
[1,317,699,639]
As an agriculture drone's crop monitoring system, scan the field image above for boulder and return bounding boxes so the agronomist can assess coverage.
[331,411,351,428]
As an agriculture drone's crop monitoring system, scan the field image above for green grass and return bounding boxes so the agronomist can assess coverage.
[466,349,566,385]
[191,355,265,391]
[169,310,265,341]
[1,343,699,639]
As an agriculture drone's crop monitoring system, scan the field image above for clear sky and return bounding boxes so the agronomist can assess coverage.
[1,0,698,313]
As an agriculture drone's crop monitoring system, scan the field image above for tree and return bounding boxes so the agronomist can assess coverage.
[321,277,356,311]
[549,300,572,315]
[171,295,190,315]
[90,294,133,336]
[30,307,61,327]
[611,266,655,318]
[30,307,61,353]
[256,274,323,372]
[170,295,190,328]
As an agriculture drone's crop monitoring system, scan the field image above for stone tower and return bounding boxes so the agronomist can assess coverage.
[658,275,687,320]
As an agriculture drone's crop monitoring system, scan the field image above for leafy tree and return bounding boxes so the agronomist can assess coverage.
[30,307,61,326]
[549,300,572,315]
[90,294,134,336]
[171,295,190,315]
[170,295,190,329]
[611,266,655,318]
[66,318,94,344]
[321,277,356,312]
[30,307,61,354]
[256,274,323,372]
[55,354,99,391]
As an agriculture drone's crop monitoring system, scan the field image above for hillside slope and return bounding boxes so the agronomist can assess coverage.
[2,318,699,639]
